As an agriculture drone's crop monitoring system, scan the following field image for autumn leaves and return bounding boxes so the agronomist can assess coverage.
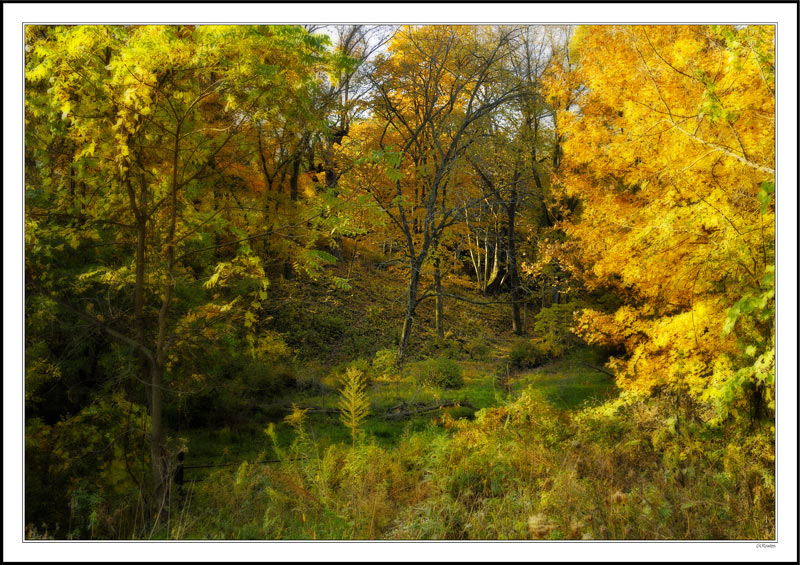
[553,26,774,418]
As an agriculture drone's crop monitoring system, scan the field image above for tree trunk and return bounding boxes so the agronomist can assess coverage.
[483,236,490,291]
[465,211,482,288]
[506,189,522,334]
[289,153,300,202]
[283,153,302,279]
[435,256,444,338]
[467,231,481,284]
[486,233,500,290]
[256,126,273,193]
[134,217,150,405]
[150,125,180,497]
[148,364,165,493]
[398,261,421,364]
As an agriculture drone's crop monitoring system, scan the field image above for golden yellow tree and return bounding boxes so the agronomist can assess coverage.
[549,25,775,420]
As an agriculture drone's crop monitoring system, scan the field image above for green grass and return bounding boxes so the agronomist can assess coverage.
[178,346,618,481]
[514,348,619,410]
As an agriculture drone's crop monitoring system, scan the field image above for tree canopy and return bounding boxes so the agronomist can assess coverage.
[23,24,777,543]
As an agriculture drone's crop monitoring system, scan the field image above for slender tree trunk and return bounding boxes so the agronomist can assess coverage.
[465,211,482,287]
[256,127,273,193]
[434,256,444,338]
[148,364,164,494]
[468,238,482,287]
[483,236,490,291]
[506,188,522,334]
[289,153,300,202]
[134,217,149,404]
[398,260,421,364]
[486,233,500,290]
[126,168,158,494]
[151,125,181,496]
[283,153,302,279]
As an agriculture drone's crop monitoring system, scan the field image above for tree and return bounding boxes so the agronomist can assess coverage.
[308,25,395,193]
[550,25,774,419]
[462,26,563,332]
[338,366,370,446]
[25,24,334,500]
[363,25,521,361]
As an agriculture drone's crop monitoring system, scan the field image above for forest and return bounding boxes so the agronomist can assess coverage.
[23,24,775,541]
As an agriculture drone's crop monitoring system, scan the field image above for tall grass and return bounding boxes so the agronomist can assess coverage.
[174,386,773,540]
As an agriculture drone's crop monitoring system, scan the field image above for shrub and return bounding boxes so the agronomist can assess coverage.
[508,340,549,370]
[419,336,460,359]
[25,393,150,539]
[338,367,371,446]
[294,360,327,392]
[347,357,372,378]
[409,357,464,389]
[533,301,586,352]
[463,338,491,360]
[323,358,374,391]
[373,348,398,376]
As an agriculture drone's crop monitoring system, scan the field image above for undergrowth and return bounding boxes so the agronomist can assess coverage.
[174,386,774,540]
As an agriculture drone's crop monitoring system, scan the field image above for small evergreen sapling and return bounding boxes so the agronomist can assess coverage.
[338,367,370,446]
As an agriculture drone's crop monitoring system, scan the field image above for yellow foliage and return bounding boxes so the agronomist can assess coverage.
[550,26,774,412]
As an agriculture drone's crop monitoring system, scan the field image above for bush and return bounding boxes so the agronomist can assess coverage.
[347,357,372,378]
[463,338,491,360]
[533,301,586,352]
[409,357,464,389]
[373,348,398,376]
[324,358,374,390]
[508,340,550,370]
[294,360,327,392]
[508,340,543,370]
[419,336,460,359]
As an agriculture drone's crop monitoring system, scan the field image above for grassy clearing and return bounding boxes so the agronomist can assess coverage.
[175,376,773,541]
[515,348,619,410]
[178,345,618,483]
[166,324,772,542]
[142,320,772,542]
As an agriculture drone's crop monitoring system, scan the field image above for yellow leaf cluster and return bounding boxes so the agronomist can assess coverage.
[555,26,775,408]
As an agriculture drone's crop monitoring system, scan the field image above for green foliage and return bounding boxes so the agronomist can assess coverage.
[179,381,772,540]
[712,264,775,421]
[533,300,586,353]
[108,355,774,541]
[419,336,461,359]
[462,338,491,361]
[271,305,348,359]
[25,393,150,538]
[324,357,375,392]
[347,357,372,379]
[22,22,775,542]
[409,357,464,389]
[722,266,774,338]
[508,340,551,370]
[372,348,398,376]
[338,366,371,445]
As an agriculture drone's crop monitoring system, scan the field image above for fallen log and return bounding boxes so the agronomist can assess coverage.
[579,361,616,379]
[383,399,475,420]
[272,398,476,421]
[276,405,341,414]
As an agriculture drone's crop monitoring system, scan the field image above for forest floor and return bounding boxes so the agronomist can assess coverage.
[178,345,618,483]
[161,249,773,542]
[175,245,619,479]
